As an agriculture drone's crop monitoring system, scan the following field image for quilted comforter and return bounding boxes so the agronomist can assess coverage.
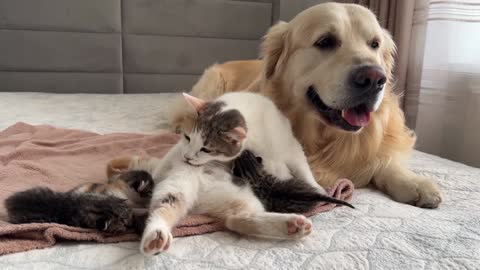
[0,93,478,270]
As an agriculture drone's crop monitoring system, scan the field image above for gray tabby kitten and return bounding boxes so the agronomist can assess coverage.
[5,170,154,234]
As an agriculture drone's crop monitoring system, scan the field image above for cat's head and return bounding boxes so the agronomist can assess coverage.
[180,93,247,166]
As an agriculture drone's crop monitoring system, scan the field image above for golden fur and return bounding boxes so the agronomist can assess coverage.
[170,3,442,208]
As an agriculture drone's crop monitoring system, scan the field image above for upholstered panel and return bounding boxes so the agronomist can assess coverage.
[0,0,121,33]
[123,0,271,39]
[0,0,122,93]
[124,74,199,93]
[123,0,271,93]
[0,72,122,93]
[0,30,122,72]
[124,35,260,74]
[0,0,277,93]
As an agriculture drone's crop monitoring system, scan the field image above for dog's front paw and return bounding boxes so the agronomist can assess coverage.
[381,173,443,209]
[141,222,173,256]
[414,178,442,209]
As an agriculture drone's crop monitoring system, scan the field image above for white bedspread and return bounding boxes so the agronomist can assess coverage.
[0,93,478,270]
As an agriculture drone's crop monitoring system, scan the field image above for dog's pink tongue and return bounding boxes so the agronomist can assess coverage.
[342,108,371,127]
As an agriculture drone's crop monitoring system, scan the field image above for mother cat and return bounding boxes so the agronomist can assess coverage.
[170,3,442,208]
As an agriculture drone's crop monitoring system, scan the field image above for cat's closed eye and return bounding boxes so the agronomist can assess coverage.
[184,134,190,142]
[200,147,211,153]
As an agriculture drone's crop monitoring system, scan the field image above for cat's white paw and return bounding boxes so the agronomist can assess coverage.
[140,224,173,256]
[286,215,312,239]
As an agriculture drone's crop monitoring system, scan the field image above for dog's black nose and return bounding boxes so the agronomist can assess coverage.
[350,65,386,94]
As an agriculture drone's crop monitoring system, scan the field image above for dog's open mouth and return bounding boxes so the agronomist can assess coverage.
[306,86,373,132]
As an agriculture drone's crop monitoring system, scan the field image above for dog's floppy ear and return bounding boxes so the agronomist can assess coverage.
[260,21,289,79]
[381,29,397,82]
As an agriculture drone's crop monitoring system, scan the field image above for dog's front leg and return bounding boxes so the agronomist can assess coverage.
[373,160,442,208]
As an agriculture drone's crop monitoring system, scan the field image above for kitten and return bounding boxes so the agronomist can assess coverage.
[5,169,154,234]
[71,170,154,208]
[6,187,133,233]
[181,92,326,195]
[123,92,352,256]
[232,150,354,212]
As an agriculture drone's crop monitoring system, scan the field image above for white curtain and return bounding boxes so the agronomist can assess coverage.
[409,0,480,167]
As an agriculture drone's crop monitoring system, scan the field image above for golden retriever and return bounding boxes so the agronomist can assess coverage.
[170,3,442,208]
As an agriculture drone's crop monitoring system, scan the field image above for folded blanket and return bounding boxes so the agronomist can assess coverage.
[0,122,354,255]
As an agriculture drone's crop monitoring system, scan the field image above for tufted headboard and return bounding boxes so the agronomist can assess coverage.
[0,0,331,93]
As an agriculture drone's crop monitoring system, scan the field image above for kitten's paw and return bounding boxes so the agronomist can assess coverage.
[126,171,154,197]
[286,215,312,239]
[88,198,133,234]
[97,215,128,234]
[141,225,173,256]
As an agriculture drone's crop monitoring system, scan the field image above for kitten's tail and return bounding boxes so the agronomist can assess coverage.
[268,179,356,210]
[301,193,355,209]
[267,183,356,213]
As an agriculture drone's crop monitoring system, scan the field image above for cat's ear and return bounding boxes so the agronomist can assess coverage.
[182,93,207,113]
[224,127,247,146]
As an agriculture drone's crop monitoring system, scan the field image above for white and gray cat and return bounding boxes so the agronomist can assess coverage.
[121,92,353,256]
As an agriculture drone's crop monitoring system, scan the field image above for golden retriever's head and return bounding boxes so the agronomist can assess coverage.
[261,3,396,132]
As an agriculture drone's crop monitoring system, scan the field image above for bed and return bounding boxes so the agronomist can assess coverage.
[0,92,478,270]
[1,0,479,268]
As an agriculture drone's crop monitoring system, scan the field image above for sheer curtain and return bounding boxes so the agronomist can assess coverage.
[407,0,480,167]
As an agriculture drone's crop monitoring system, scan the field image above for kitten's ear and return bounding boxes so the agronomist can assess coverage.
[224,127,247,146]
[182,93,207,113]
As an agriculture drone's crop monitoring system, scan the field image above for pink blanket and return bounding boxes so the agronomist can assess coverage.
[0,122,354,255]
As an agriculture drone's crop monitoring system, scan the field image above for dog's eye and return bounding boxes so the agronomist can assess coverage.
[370,39,380,49]
[184,134,190,142]
[314,34,338,50]
[200,147,211,153]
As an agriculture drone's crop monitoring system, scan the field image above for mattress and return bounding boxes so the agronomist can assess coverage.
[0,92,478,270]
